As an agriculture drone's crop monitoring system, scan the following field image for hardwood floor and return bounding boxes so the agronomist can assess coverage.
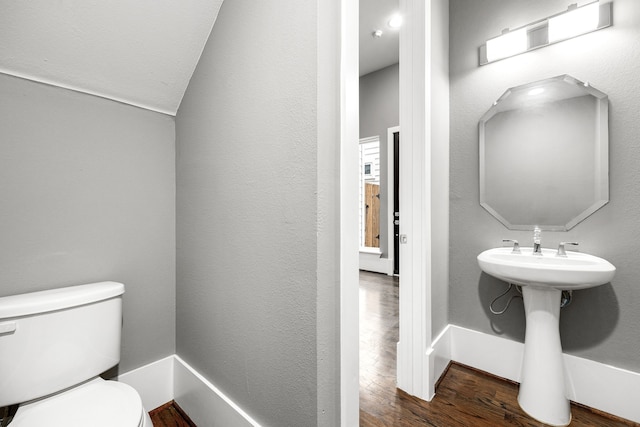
[149,400,196,427]
[358,270,637,427]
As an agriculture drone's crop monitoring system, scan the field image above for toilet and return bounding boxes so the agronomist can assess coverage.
[0,282,153,427]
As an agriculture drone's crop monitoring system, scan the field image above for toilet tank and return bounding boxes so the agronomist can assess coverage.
[0,282,125,407]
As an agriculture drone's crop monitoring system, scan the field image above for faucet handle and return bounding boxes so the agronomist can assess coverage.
[556,242,578,257]
[502,239,521,254]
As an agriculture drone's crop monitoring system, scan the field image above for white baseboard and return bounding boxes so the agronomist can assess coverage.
[119,331,640,425]
[359,251,394,275]
[428,325,452,396]
[173,355,261,427]
[116,355,174,411]
[429,325,640,423]
[449,325,524,383]
[115,354,261,426]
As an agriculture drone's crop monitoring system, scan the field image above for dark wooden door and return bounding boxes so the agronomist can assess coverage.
[393,131,400,275]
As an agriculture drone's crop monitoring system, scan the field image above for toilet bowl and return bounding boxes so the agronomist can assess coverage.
[0,282,152,427]
[10,378,152,427]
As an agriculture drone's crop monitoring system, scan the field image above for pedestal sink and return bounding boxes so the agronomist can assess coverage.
[477,247,616,426]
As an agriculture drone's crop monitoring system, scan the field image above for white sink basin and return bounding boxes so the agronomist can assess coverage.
[478,246,616,425]
[477,247,616,290]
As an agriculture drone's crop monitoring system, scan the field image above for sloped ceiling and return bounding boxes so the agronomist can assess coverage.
[0,0,224,115]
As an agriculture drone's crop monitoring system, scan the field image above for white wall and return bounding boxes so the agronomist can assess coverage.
[428,0,450,340]
[0,74,176,373]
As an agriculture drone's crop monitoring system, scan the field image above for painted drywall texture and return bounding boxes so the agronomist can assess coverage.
[450,0,640,371]
[429,0,450,341]
[360,63,399,259]
[0,74,176,373]
[175,0,322,425]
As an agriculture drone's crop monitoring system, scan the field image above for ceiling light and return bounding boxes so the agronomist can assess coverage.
[528,88,545,96]
[388,14,402,29]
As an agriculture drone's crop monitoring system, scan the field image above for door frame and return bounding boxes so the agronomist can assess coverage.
[394,0,450,401]
[395,0,431,398]
[333,0,450,424]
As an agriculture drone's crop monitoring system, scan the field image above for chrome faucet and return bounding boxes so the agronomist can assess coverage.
[533,226,542,255]
[503,239,521,254]
[556,242,578,257]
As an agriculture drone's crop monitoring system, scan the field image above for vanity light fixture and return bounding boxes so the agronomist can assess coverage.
[479,1,612,66]
[549,2,600,43]
[486,28,528,62]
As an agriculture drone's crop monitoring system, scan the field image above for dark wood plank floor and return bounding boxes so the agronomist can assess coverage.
[149,400,196,427]
[359,270,638,427]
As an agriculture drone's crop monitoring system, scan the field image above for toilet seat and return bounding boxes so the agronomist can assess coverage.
[11,378,146,427]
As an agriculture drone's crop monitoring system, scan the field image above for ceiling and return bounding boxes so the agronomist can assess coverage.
[0,0,224,116]
[360,0,400,76]
[0,1,396,114]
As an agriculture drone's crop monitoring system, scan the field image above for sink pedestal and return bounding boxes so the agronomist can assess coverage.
[477,246,616,425]
[518,286,571,426]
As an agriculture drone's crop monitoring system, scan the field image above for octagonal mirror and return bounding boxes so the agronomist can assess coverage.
[479,75,609,231]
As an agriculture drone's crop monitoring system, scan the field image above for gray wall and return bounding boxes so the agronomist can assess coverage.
[430,0,451,340]
[450,0,640,371]
[0,74,176,373]
[175,1,327,426]
[359,63,399,258]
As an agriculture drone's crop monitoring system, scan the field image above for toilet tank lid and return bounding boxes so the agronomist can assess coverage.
[0,282,124,319]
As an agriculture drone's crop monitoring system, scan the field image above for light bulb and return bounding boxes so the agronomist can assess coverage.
[388,14,402,29]
[486,28,528,62]
[549,2,600,43]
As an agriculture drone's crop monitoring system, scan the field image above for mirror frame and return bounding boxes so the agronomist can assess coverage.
[479,75,609,231]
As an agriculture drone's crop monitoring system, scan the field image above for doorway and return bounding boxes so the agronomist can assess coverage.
[392,130,400,275]
[348,0,449,426]
[383,126,400,277]
[358,129,398,276]
[339,0,450,424]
